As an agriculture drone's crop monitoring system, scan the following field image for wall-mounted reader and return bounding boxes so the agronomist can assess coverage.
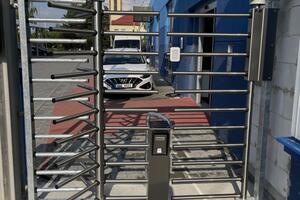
[170,47,181,62]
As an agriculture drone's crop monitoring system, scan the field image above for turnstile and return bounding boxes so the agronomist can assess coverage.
[16,0,274,199]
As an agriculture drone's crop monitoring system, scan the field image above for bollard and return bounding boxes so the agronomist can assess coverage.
[147,113,172,200]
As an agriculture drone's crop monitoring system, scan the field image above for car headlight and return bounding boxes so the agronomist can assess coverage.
[141,74,151,79]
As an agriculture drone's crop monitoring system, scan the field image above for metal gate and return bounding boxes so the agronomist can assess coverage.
[17,0,268,199]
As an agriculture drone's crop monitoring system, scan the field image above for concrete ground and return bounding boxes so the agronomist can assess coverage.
[32,56,249,199]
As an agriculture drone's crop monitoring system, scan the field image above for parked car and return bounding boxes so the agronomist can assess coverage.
[113,36,142,50]
[103,48,153,91]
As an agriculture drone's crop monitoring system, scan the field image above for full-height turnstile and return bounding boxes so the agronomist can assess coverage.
[17,0,272,199]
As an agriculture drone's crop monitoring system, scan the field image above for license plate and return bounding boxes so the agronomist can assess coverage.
[115,84,133,88]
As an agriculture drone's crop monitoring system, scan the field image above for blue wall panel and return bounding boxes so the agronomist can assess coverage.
[150,0,250,158]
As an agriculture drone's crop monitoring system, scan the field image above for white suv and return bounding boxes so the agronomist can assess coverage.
[103,48,153,91]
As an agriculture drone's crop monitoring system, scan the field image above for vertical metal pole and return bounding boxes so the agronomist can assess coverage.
[94,1,105,199]
[18,0,37,199]
[241,81,254,199]
[0,1,23,199]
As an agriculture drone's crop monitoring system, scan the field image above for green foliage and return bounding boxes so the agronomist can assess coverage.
[56,2,111,50]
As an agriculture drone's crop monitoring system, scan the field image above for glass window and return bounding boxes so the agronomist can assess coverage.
[114,40,140,49]
[103,54,145,65]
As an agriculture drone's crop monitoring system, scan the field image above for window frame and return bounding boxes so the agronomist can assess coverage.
[291,41,300,140]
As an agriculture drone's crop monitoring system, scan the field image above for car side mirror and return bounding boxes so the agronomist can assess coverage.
[146,58,151,64]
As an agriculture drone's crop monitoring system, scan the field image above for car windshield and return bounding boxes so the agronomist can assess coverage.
[103,54,145,65]
[114,40,140,49]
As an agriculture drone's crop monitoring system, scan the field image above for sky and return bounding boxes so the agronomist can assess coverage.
[34,0,151,19]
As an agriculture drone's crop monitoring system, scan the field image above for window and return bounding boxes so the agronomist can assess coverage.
[291,41,300,140]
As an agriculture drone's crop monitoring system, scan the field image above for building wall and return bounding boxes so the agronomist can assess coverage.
[109,0,123,31]
[110,24,146,32]
[249,0,300,199]
[150,0,249,158]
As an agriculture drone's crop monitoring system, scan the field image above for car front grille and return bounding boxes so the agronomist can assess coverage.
[105,77,142,89]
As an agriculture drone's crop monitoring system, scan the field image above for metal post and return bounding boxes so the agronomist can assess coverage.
[94,0,105,199]
[147,113,172,200]
[250,1,279,200]
[18,0,37,199]
[0,1,23,199]
[241,81,254,199]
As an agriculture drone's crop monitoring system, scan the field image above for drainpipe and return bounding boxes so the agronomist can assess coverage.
[250,0,280,200]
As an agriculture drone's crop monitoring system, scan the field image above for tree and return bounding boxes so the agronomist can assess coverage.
[55,2,110,50]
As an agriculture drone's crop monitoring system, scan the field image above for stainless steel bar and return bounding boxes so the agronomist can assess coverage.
[52,90,98,103]
[172,194,241,200]
[168,32,249,37]
[103,10,159,16]
[55,127,98,145]
[28,18,86,24]
[18,0,36,198]
[51,71,97,79]
[105,108,158,112]
[242,81,254,198]
[94,1,104,198]
[104,70,159,75]
[77,83,94,91]
[174,108,248,112]
[48,2,96,15]
[36,187,84,192]
[105,144,149,148]
[104,51,159,56]
[55,164,99,188]
[172,71,246,76]
[166,52,248,57]
[31,58,89,63]
[105,179,148,184]
[105,162,148,166]
[36,170,82,175]
[174,125,246,130]
[35,152,78,157]
[32,78,88,83]
[35,134,77,139]
[34,116,89,120]
[49,27,97,35]
[31,0,86,3]
[67,181,99,200]
[105,126,171,131]
[106,196,147,200]
[168,13,251,17]
[172,160,243,166]
[104,31,159,36]
[77,67,93,72]
[175,89,248,94]
[29,38,87,44]
[55,146,99,166]
[33,97,88,101]
[50,50,98,56]
[172,143,245,149]
[172,177,242,184]
[79,100,95,109]
[105,90,158,94]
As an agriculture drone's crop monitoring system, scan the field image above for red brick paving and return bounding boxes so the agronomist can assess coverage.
[48,86,209,143]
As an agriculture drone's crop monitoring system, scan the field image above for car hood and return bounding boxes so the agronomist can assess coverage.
[103,63,149,79]
[104,63,148,71]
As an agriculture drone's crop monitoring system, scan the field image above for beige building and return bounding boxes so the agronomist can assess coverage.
[109,0,122,24]
[108,0,146,32]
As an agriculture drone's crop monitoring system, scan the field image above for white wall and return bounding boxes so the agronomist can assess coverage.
[249,0,300,199]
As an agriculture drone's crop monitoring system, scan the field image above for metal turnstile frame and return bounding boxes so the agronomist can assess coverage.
[17,0,267,199]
